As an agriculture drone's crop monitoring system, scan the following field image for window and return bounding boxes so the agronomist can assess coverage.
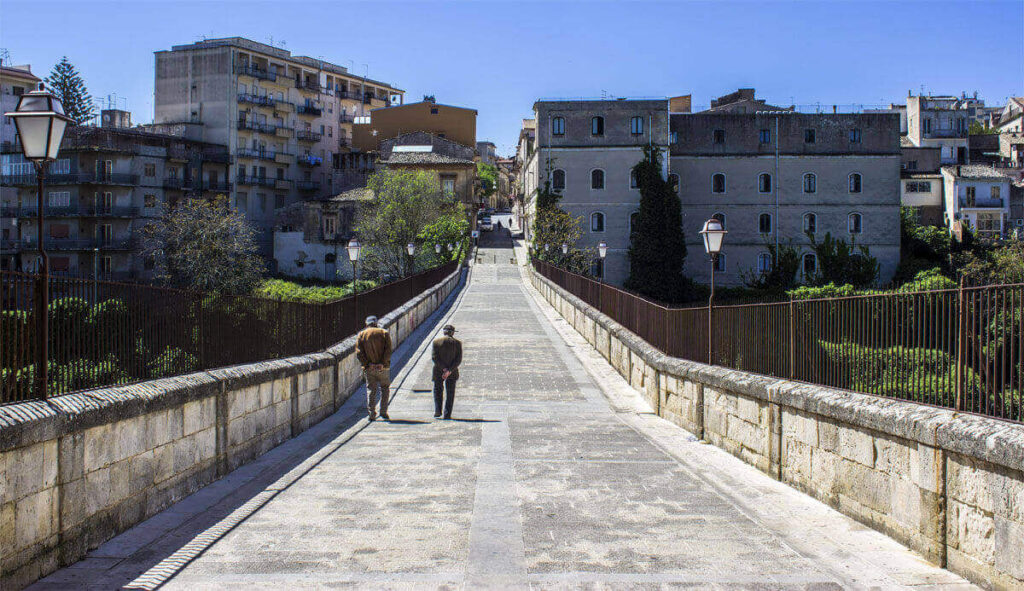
[630,211,640,233]
[906,160,918,171]
[441,175,457,196]
[551,117,565,136]
[590,212,605,232]
[965,186,976,206]
[922,118,932,133]
[712,212,726,229]
[144,194,156,208]
[630,116,644,135]
[50,158,70,175]
[591,116,604,136]
[803,253,817,277]
[713,129,725,144]
[804,129,816,143]
[630,169,639,189]
[552,169,565,191]
[759,213,772,234]
[803,173,816,193]
[758,129,771,144]
[758,173,772,193]
[849,173,862,193]
[757,253,773,273]
[803,213,817,234]
[430,107,439,115]
[990,186,1001,201]
[670,131,678,144]
[144,163,156,177]
[850,129,862,143]
[712,173,725,193]
[323,217,336,236]
[591,169,604,190]
[848,213,863,234]
[668,173,679,194]
[47,192,70,207]
[713,253,726,272]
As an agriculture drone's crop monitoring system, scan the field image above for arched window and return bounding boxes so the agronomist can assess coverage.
[591,116,604,136]
[848,212,863,234]
[803,212,817,234]
[668,173,679,194]
[591,169,605,190]
[712,212,726,229]
[591,212,605,232]
[758,173,772,193]
[552,169,565,191]
[849,173,862,193]
[803,253,817,277]
[551,117,565,136]
[712,173,726,193]
[758,213,772,234]
[630,169,639,189]
[757,252,773,273]
[630,211,640,233]
[803,173,816,193]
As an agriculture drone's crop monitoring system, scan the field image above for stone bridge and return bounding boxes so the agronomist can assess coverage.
[6,229,1019,590]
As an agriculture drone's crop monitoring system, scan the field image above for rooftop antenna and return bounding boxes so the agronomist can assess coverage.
[0,48,10,66]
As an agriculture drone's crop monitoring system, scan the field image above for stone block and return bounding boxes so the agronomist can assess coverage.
[955,502,995,565]
[783,438,812,483]
[172,434,198,474]
[910,443,943,494]
[183,397,215,436]
[153,443,175,483]
[994,515,1024,581]
[129,450,156,492]
[7,441,57,503]
[734,395,764,426]
[817,420,839,451]
[837,425,876,467]
[58,432,85,484]
[146,408,181,448]
[114,415,149,463]
[83,467,111,517]
[810,448,839,494]
[947,455,995,513]
[783,410,818,447]
[195,428,216,461]
[304,369,321,393]
[889,478,922,531]
[836,458,890,514]
[1,501,14,557]
[274,378,291,403]
[727,414,767,455]
[107,458,131,504]
[83,423,115,470]
[58,477,87,529]
[14,487,56,551]
[874,435,910,476]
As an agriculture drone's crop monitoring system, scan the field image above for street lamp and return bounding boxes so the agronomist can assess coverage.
[406,242,416,275]
[596,241,608,310]
[561,242,568,255]
[347,238,362,323]
[5,84,72,400]
[699,218,727,365]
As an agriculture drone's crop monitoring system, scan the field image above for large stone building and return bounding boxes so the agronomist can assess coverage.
[153,37,404,256]
[0,115,230,278]
[1,63,41,265]
[522,99,670,284]
[378,132,477,212]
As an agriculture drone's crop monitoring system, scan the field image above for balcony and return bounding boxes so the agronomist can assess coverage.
[960,197,1004,208]
[236,175,276,188]
[21,237,133,251]
[924,129,967,139]
[338,113,355,123]
[274,179,292,190]
[295,79,321,93]
[296,180,321,192]
[335,89,353,100]
[296,130,322,142]
[237,148,278,162]
[238,93,276,108]
[275,126,293,139]
[0,239,20,253]
[202,180,233,192]
[163,177,198,190]
[202,149,232,164]
[274,152,294,164]
[296,104,322,117]
[236,64,277,82]
[236,119,278,135]
[166,145,190,162]
[0,172,138,186]
[297,154,323,167]
[13,205,140,218]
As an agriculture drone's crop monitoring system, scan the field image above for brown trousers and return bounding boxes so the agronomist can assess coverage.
[364,365,391,416]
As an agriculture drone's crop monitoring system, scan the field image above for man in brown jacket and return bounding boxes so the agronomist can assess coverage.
[356,315,393,421]
[431,324,462,419]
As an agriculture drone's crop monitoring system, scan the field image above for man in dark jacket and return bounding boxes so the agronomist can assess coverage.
[356,315,393,421]
[431,324,462,419]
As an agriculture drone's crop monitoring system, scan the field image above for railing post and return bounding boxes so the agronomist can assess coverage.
[955,276,967,411]
[34,163,48,400]
[788,295,796,379]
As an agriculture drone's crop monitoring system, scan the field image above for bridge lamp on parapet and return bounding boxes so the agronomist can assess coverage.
[5,83,72,401]
[347,238,361,288]
[699,218,727,366]
[406,242,416,275]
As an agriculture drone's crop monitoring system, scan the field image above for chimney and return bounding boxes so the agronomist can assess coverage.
[101,109,132,129]
[832,105,837,114]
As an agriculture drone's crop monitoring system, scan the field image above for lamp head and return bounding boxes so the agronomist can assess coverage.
[561,243,568,254]
[4,84,73,162]
[699,218,727,255]
[406,242,416,256]
[346,238,361,262]
[597,241,608,259]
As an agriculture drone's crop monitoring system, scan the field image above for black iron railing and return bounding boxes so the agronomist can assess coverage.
[1,261,457,404]
[296,130,322,142]
[533,259,1024,423]
[296,105,322,117]
[236,64,277,81]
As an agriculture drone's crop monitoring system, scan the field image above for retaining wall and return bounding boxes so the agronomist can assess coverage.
[530,269,1024,591]
[0,267,462,590]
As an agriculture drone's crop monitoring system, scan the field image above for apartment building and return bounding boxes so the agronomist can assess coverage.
[523,99,670,284]
[154,37,404,256]
[900,141,944,226]
[670,111,902,286]
[905,93,981,164]
[351,99,476,152]
[1,62,41,264]
[941,165,1013,239]
[0,114,230,278]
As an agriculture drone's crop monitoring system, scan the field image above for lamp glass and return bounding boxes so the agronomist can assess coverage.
[347,239,361,262]
[12,117,52,160]
[447,243,453,251]
[435,244,441,253]
[561,243,568,254]
[406,242,416,256]
[699,219,727,255]
[598,241,608,258]
[6,88,71,161]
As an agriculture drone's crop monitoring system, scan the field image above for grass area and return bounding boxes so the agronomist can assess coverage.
[255,278,379,304]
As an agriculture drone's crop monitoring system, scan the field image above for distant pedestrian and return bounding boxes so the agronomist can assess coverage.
[356,315,393,421]
[431,324,462,419]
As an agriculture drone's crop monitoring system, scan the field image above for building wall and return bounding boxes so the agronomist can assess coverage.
[942,172,1011,237]
[352,101,476,151]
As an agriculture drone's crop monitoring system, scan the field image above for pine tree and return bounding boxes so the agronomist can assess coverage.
[625,146,689,302]
[46,57,93,125]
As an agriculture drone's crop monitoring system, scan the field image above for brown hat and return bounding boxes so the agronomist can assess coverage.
[443,325,456,335]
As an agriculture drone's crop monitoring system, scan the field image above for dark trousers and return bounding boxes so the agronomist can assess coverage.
[433,377,457,418]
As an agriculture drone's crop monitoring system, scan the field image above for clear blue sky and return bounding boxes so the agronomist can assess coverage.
[2,0,1021,156]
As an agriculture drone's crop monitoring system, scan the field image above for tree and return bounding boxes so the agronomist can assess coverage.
[742,239,801,291]
[960,241,1024,285]
[625,146,688,302]
[419,208,470,266]
[532,207,592,274]
[143,195,264,293]
[476,162,498,201]
[355,168,466,279]
[805,231,879,288]
[46,57,93,125]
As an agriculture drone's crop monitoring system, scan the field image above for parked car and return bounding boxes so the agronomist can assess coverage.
[479,217,493,231]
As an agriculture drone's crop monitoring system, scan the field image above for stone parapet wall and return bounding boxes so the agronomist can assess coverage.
[0,267,463,590]
[530,269,1024,591]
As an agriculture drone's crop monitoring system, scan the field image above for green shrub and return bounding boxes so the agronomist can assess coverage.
[255,278,377,303]
[48,297,91,342]
[788,283,857,301]
[148,347,199,379]
[87,298,132,358]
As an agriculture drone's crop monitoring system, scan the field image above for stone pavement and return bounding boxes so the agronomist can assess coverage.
[29,230,975,590]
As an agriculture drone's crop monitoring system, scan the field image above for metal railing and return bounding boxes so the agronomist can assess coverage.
[296,105,322,117]
[13,205,140,218]
[237,93,276,107]
[296,180,321,191]
[235,64,277,81]
[296,130,322,142]
[960,197,1005,208]
[1,172,139,186]
[1,261,457,404]
[533,259,1024,423]
[18,238,132,251]
[237,148,279,161]
[297,154,323,167]
[236,175,276,188]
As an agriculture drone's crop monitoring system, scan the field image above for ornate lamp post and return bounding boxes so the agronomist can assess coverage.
[406,242,416,275]
[561,243,568,255]
[597,241,608,311]
[347,238,362,321]
[5,84,72,399]
[699,218,727,365]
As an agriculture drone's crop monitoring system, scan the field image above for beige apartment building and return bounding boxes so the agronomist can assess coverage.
[351,99,477,152]
[1,62,41,266]
[905,94,979,165]
[153,37,404,256]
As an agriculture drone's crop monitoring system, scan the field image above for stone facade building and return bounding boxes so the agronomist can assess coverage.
[900,142,944,226]
[153,37,404,256]
[378,132,477,214]
[905,94,979,165]
[272,187,370,280]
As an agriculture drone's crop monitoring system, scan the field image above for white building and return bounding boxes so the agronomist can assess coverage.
[941,165,1011,239]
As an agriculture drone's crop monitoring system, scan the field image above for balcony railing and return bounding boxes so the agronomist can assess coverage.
[924,129,968,139]
[202,180,233,192]
[297,105,322,117]
[296,130,322,142]
[297,154,323,167]
[236,64,277,82]
[202,150,232,164]
[236,119,278,135]
[335,89,353,100]
[296,180,321,191]
[20,237,133,251]
[960,197,1005,208]
[338,113,355,123]
[237,148,279,162]
[236,175,277,188]
[163,177,197,190]
[14,205,141,218]
[0,172,138,186]
[295,79,321,93]
[238,93,276,108]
